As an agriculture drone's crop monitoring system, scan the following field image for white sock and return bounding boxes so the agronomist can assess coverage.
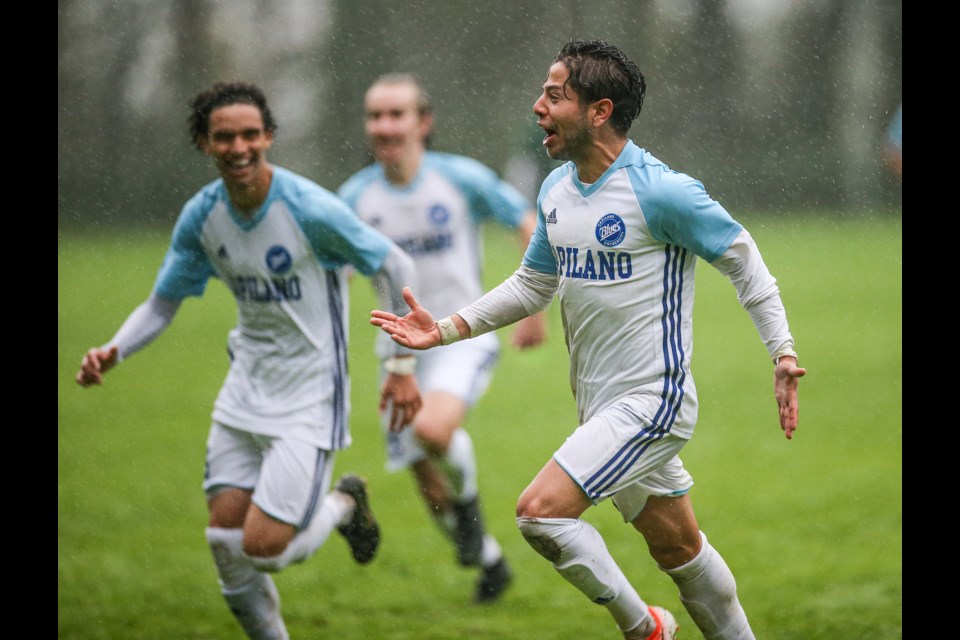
[206,527,289,640]
[517,517,649,632]
[442,429,478,502]
[664,531,755,640]
[246,492,352,573]
[480,533,503,567]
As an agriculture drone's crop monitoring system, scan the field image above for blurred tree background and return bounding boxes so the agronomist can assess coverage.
[58,0,901,230]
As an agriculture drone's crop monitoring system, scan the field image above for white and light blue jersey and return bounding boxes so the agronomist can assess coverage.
[339,151,529,360]
[154,166,395,449]
[522,141,743,439]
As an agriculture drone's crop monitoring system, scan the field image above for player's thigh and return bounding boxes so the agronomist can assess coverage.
[252,436,337,531]
[205,422,262,526]
[554,400,692,509]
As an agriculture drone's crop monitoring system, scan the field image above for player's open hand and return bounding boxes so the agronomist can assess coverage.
[774,356,807,439]
[76,345,119,387]
[370,287,442,350]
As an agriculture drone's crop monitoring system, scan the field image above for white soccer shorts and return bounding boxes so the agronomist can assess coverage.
[203,422,336,530]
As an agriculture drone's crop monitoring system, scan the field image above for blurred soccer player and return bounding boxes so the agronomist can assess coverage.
[371,41,806,639]
[76,81,421,640]
[339,73,547,603]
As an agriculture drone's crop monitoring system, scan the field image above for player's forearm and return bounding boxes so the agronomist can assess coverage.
[457,265,557,338]
[107,293,181,362]
[711,229,795,358]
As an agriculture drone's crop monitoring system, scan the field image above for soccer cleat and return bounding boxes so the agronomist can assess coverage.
[474,557,513,604]
[645,606,679,640]
[452,496,485,566]
[334,474,380,564]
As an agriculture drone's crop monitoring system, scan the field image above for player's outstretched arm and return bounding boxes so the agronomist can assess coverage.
[774,355,807,439]
[371,287,453,350]
[76,345,120,387]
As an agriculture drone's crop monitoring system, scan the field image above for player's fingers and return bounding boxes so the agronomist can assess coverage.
[401,286,420,311]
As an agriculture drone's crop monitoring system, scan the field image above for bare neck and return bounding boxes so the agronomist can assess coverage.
[575,136,627,184]
[227,164,274,217]
[382,148,424,187]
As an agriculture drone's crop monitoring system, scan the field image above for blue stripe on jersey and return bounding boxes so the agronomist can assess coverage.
[325,272,348,450]
[299,448,330,530]
[582,245,688,500]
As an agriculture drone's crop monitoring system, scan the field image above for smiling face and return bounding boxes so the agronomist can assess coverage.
[533,62,593,162]
[364,80,431,169]
[201,103,274,198]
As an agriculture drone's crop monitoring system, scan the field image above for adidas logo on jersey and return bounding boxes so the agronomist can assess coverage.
[546,208,558,224]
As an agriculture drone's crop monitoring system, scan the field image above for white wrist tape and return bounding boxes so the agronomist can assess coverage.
[435,317,462,346]
[384,356,417,376]
[772,343,798,365]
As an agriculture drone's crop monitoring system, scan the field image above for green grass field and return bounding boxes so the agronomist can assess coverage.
[58,213,902,639]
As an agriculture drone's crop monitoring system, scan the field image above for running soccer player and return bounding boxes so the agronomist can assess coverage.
[76,81,421,640]
[370,41,806,640]
[338,73,547,603]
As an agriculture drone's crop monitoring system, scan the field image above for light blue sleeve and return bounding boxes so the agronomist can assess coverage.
[631,168,743,263]
[430,153,529,227]
[521,164,571,274]
[153,192,216,300]
[336,165,378,209]
[289,183,394,276]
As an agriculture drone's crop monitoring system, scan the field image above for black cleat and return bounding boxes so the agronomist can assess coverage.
[334,474,380,564]
[474,557,513,604]
[453,496,485,566]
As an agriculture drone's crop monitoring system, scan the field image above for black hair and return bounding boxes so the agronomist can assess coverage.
[555,40,646,134]
[188,81,277,151]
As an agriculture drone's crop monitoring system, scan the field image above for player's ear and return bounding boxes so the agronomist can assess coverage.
[419,111,434,140]
[590,98,614,128]
[197,134,212,155]
[263,130,274,149]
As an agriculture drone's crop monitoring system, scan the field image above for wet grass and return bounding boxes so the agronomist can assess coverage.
[59,212,901,639]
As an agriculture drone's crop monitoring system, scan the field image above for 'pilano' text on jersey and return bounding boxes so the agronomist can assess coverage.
[229,274,303,302]
[554,246,633,280]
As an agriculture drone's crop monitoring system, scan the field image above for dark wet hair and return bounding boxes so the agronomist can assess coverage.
[188,81,278,151]
[555,40,646,135]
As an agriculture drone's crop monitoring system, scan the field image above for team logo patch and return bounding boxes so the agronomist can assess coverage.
[265,245,293,274]
[428,204,450,225]
[596,213,625,247]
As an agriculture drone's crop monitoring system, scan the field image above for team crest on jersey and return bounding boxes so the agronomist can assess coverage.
[265,245,293,274]
[546,208,558,224]
[428,204,450,226]
[596,213,625,247]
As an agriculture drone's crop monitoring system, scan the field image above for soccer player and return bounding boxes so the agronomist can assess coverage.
[75,81,422,640]
[370,41,807,640]
[338,73,547,603]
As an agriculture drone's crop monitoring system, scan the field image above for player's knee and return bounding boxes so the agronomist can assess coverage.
[413,422,453,454]
[647,530,702,570]
[515,491,551,519]
[242,535,290,561]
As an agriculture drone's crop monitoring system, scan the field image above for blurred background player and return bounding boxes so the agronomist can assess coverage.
[370,40,806,639]
[338,72,547,603]
[76,81,421,640]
